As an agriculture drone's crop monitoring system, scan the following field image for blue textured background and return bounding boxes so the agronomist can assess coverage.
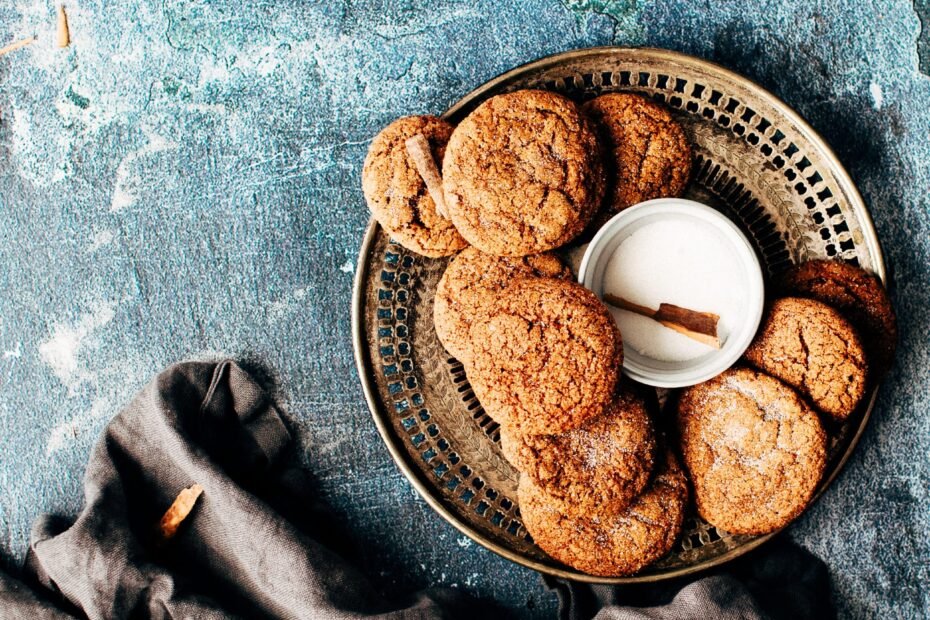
[1,1,928,617]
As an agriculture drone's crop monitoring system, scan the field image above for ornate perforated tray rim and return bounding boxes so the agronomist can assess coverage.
[351,46,886,583]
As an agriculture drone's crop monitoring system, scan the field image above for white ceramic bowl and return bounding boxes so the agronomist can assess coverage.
[578,198,765,388]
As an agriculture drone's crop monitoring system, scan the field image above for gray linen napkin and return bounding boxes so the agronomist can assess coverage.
[547,536,834,620]
[0,360,471,619]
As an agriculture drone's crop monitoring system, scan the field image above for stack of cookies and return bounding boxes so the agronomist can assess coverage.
[360,87,897,577]
[433,250,688,577]
[676,259,896,537]
[362,89,691,257]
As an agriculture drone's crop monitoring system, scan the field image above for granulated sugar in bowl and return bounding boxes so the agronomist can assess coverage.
[578,198,764,388]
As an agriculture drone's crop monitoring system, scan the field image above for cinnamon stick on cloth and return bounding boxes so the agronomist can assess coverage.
[0,360,478,618]
[158,484,204,540]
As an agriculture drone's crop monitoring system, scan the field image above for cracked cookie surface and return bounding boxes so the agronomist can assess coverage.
[468,278,622,435]
[745,297,867,421]
[519,449,688,576]
[499,385,656,518]
[442,90,604,256]
[433,247,571,364]
[780,259,896,376]
[677,367,827,535]
[582,92,691,214]
[362,115,467,257]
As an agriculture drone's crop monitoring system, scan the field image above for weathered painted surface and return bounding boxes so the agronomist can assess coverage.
[0,1,927,617]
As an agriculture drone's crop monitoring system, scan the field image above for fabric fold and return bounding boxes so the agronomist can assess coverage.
[4,360,470,619]
[547,535,835,620]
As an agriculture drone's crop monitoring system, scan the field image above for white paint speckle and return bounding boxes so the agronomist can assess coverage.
[3,344,22,359]
[110,128,178,212]
[198,57,231,87]
[372,6,479,39]
[38,300,116,394]
[869,82,884,110]
[87,229,114,252]
[186,103,228,114]
[456,537,472,548]
[42,337,154,456]
[10,0,60,72]
[46,397,111,455]
[8,1,141,186]
[340,259,354,274]
[254,44,285,77]
[266,287,310,321]
[9,108,40,185]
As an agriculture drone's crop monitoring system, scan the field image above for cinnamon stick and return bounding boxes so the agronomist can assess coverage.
[603,293,721,349]
[158,484,203,540]
[0,37,35,57]
[56,5,70,48]
[405,134,449,219]
[656,303,720,341]
[602,294,654,317]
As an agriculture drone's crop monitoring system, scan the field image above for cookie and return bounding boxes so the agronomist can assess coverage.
[433,247,572,364]
[499,386,656,517]
[468,278,622,435]
[780,259,896,376]
[744,297,867,421]
[498,424,522,468]
[362,115,468,257]
[442,89,604,256]
[519,449,688,577]
[582,93,691,213]
[677,367,827,535]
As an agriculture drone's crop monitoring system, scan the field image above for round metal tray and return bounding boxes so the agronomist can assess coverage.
[351,47,885,583]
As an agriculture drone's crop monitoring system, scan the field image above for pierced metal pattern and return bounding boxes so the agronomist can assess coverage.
[353,48,886,583]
